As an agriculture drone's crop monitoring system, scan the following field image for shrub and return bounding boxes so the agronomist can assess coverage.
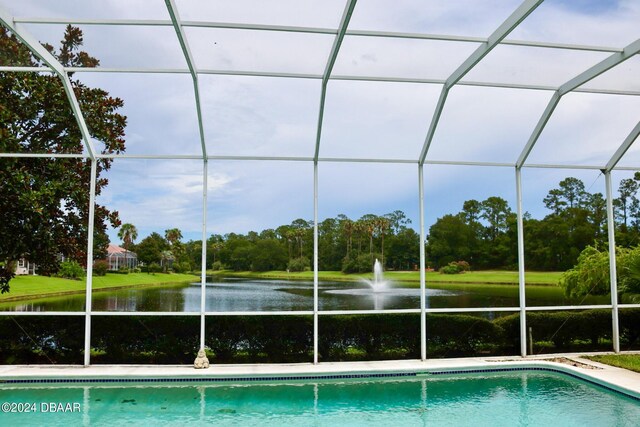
[56,260,84,280]
[453,260,470,271]
[117,266,130,274]
[439,264,459,274]
[496,309,612,351]
[426,314,503,356]
[287,257,310,272]
[560,245,640,298]
[147,263,162,273]
[93,260,108,276]
[211,261,224,271]
[439,261,469,274]
[342,253,382,274]
[0,316,84,364]
[172,262,191,274]
[91,316,199,364]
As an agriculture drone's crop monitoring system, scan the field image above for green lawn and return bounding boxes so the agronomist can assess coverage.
[211,269,562,286]
[583,354,640,373]
[1,272,199,301]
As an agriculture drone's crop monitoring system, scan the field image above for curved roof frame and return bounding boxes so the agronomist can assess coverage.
[0,0,638,169]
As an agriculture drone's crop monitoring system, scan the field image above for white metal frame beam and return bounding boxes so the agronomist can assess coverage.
[604,121,640,173]
[605,172,621,353]
[0,6,97,160]
[313,0,357,161]
[418,0,544,165]
[83,159,97,365]
[165,0,210,354]
[6,152,640,171]
[165,0,207,159]
[418,165,426,360]
[13,17,624,54]
[517,38,640,168]
[312,0,357,365]
[4,66,640,97]
[6,305,627,316]
[515,168,527,357]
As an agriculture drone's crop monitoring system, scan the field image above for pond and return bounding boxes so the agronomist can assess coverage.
[0,276,610,312]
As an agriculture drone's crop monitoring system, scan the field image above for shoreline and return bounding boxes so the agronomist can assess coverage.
[0,275,198,303]
[0,270,563,305]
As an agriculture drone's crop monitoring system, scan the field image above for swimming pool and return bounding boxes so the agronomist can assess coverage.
[1,369,639,426]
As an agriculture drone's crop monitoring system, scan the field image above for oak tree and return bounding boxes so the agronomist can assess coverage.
[0,26,126,292]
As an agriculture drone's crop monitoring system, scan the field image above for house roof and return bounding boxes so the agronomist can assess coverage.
[108,244,137,257]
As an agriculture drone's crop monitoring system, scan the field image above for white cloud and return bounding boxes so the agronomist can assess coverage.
[428,85,554,163]
[528,93,640,166]
[186,27,334,74]
[511,0,640,47]
[348,0,523,37]
[333,37,479,80]
[76,72,202,155]
[200,75,321,157]
[464,45,609,87]
[175,0,346,28]
[4,0,171,20]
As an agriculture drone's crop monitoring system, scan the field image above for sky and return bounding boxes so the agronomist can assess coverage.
[2,0,640,244]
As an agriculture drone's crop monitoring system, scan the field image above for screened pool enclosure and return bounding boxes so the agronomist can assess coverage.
[1,0,639,365]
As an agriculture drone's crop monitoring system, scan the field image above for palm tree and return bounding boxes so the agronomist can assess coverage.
[353,220,366,254]
[276,225,293,259]
[292,228,306,258]
[288,219,309,259]
[164,228,183,267]
[117,223,138,271]
[164,228,183,246]
[364,219,376,256]
[341,218,354,259]
[375,217,390,265]
[210,242,223,264]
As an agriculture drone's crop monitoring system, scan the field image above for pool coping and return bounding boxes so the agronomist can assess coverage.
[1,354,639,400]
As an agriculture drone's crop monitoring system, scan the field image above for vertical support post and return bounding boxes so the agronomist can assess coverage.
[313,162,319,364]
[605,172,620,353]
[200,160,208,350]
[84,158,97,366]
[418,164,426,361]
[515,167,527,357]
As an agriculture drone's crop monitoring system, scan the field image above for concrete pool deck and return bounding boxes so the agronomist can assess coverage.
[1,353,639,398]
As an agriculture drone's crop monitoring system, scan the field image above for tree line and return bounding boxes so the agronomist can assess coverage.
[122,174,640,274]
[427,174,640,271]
[126,211,420,273]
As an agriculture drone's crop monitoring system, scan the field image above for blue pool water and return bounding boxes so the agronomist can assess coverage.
[1,371,639,426]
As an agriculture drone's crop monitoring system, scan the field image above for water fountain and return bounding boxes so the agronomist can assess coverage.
[363,259,388,293]
[324,258,459,310]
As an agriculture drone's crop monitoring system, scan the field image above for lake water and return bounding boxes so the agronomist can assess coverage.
[1,277,608,312]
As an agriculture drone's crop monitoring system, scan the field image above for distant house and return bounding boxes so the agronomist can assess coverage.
[15,258,36,275]
[107,244,138,271]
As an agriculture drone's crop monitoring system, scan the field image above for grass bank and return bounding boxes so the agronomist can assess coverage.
[583,354,640,373]
[210,270,563,286]
[209,269,602,303]
[0,272,199,302]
